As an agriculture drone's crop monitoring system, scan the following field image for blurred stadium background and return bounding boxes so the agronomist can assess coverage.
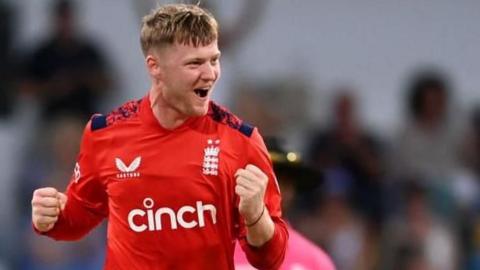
[1,0,480,269]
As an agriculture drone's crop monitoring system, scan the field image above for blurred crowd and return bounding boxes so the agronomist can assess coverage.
[235,68,480,270]
[1,1,480,270]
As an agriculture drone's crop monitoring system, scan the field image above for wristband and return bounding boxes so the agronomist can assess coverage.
[245,205,265,227]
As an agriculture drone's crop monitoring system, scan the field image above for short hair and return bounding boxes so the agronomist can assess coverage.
[140,4,218,56]
[407,68,450,119]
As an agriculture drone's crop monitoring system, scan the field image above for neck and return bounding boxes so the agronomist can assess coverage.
[148,87,189,130]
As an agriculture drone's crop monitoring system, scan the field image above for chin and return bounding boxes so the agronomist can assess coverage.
[190,106,209,117]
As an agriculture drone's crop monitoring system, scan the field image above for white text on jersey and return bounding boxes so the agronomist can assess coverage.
[116,156,141,178]
[128,198,217,232]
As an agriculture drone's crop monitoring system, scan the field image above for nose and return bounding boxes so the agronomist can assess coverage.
[200,62,218,81]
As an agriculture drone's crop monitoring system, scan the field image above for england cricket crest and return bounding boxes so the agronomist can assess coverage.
[203,139,220,176]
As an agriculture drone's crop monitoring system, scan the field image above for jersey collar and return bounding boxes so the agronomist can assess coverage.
[138,93,205,133]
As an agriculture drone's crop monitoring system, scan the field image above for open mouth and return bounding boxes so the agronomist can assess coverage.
[194,88,209,98]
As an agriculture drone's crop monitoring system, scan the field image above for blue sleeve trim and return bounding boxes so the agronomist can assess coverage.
[239,122,254,137]
[91,115,107,131]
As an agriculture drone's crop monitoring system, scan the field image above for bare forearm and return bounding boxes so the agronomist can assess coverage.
[240,215,288,269]
[246,207,275,247]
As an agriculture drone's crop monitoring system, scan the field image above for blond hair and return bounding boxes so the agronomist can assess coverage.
[140,4,218,56]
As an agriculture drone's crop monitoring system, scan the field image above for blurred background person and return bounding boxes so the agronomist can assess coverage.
[391,68,461,185]
[388,68,480,269]
[0,0,16,119]
[306,89,385,229]
[303,89,384,270]
[21,0,111,122]
[460,107,480,270]
[297,168,376,270]
[5,1,112,268]
[18,115,105,270]
[461,107,480,187]
[389,68,473,231]
[381,181,458,270]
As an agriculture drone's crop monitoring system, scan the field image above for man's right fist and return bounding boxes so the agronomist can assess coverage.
[31,187,67,232]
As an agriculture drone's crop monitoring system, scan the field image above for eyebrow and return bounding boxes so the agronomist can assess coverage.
[185,52,221,63]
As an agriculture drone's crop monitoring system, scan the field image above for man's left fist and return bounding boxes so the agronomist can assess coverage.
[235,164,268,224]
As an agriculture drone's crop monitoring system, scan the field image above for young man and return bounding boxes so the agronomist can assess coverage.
[31,4,288,270]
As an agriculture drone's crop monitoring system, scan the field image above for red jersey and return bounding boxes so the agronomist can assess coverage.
[37,96,288,269]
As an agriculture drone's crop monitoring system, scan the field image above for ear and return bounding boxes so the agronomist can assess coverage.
[146,54,162,77]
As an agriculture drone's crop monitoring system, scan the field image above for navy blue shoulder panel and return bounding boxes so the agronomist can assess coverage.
[238,122,254,137]
[91,114,107,131]
[90,99,142,131]
[208,102,254,138]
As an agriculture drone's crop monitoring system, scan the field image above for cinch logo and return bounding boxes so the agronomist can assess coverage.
[128,198,217,232]
[115,157,141,178]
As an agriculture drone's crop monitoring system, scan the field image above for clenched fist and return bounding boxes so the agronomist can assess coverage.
[235,164,268,225]
[31,187,67,232]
